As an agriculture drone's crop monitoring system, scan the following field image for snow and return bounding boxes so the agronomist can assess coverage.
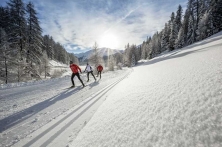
[71,32,222,147]
[0,31,222,147]
[0,65,131,147]
[48,60,67,67]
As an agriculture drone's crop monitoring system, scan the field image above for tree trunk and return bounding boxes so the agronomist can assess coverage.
[4,56,7,84]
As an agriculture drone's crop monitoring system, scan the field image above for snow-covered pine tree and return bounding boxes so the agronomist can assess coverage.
[25,2,43,79]
[169,12,177,51]
[210,0,222,33]
[187,0,202,43]
[182,9,190,46]
[0,7,11,33]
[161,23,170,52]
[175,26,185,49]
[43,35,54,60]
[141,41,147,59]
[144,38,152,59]
[175,5,183,37]
[7,0,28,82]
[124,44,138,67]
[54,42,67,63]
[26,2,43,65]
[150,32,161,56]
[0,28,9,83]
[135,45,141,61]
[7,0,27,58]
[197,11,211,40]
[198,0,209,19]
[187,14,195,45]
[131,53,136,67]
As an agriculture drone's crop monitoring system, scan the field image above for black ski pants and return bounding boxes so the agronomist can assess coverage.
[71,72,84,86]
[87,71,96,81]
[97,71,102,79]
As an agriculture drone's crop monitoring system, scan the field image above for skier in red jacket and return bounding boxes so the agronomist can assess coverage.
[69,61,85,87]
[96,64,103,79]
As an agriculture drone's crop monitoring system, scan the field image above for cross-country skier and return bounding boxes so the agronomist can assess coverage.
[69,61,85,87]
[96,64,103,79]
[84,63,96,82]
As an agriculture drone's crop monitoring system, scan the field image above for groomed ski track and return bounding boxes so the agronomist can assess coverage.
[9,69,132,147]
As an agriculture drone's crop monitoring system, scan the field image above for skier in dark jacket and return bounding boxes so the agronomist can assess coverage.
[96,64,103,79]
[84,63,96,82]
[69,61,85,87]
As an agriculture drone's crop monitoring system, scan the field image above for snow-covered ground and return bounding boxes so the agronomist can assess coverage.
[71,32,222,147]
[0,64,131,147]
[0,31,222,147]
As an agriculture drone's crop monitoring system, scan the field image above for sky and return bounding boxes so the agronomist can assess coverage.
[1,31,222,147]
[0,0,187,54]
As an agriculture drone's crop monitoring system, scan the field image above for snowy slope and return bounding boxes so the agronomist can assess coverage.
[71,32,222,147]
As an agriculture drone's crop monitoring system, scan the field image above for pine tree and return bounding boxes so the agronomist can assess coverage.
[43,35,54,59]
[161,23,170,52]
[124,44,136,67]
[175,5,183,35]
[0,28,9,83]
[169,12,176,51]
[141,41,145,59]
[197,11,211,40]
[26,2,43,64]
[198,0,209,19]
[136,45,141,61]
[131,53,136,67]
[175,27,185,49]
[175,9,190,49]
[7,0,27,57]
[210,0,222,32]
[182,9,190,46]
[0,7,11,33]
[187,14,195,45]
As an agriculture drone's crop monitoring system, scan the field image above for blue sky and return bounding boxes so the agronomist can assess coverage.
[0,0,187,54]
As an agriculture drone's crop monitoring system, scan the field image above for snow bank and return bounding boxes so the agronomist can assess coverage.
[0,60,70,89]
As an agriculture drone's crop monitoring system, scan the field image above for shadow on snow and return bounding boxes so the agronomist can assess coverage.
[0,87,81,133]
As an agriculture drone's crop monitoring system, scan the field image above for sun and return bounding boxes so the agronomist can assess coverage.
[99,33,119,49]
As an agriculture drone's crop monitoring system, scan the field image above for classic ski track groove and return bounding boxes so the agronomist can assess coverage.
[22,70,132,147]
[4,77,106,134]
[2,88,81,134]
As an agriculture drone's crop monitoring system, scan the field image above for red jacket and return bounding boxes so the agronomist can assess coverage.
[70,64,81,73]
[97,65,103,72]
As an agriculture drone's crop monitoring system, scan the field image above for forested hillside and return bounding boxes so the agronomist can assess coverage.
[124,0,222,67]
[0,0,78,84]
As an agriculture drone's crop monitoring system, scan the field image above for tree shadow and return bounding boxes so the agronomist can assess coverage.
[0,87,81,133]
